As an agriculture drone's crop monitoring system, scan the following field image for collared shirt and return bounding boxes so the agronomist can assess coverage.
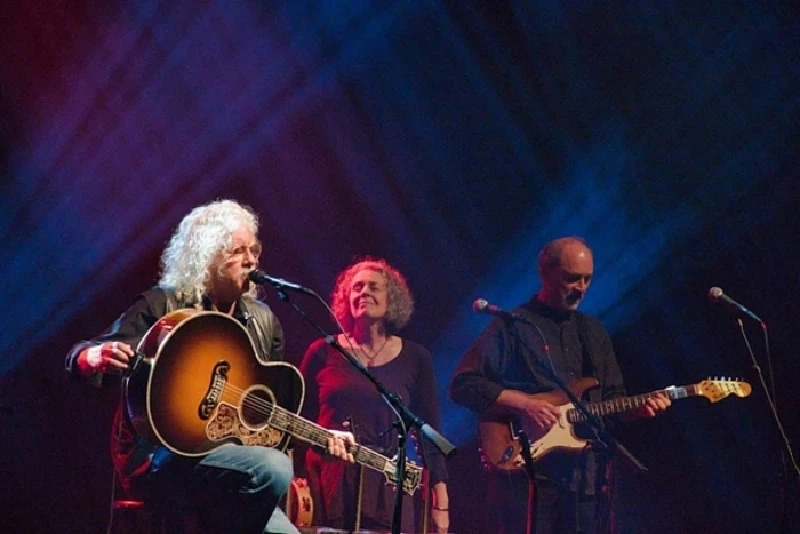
[450,297,626,492]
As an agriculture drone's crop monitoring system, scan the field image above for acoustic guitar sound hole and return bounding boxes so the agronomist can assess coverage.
[240,386,275,427]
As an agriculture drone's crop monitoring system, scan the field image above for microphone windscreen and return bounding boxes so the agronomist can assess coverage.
[248,269,265,283]
[708,287,724,301]
[473,298,488,312]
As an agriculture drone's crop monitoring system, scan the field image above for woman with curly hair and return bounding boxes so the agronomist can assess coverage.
[300,258,450,533]
[65,199,353,534]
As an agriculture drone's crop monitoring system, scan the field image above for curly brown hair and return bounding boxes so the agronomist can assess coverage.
[331,257,415,333]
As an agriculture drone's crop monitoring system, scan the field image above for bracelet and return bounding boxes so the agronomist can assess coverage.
[432,506,449,511]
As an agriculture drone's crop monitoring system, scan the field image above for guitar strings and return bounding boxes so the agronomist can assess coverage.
[215,382,362,453]
[218,382,327,432]
[211,381,415,475]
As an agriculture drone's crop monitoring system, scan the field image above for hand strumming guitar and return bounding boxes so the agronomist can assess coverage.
[494,389,562,434]
[519,396,562,433]
[77,341,134,375]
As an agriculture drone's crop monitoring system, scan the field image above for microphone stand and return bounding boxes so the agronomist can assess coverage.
[516,429,538,534]
[344,416,365,532]
[266,282,456,534]
[501,315,646,534]
[506,317,647,471]
[733,318,800,533]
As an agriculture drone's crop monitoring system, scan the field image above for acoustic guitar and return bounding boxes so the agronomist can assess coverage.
[123,309,423,495]
[478,377,751,471]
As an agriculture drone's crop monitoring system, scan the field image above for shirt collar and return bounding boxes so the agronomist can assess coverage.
[525,296,575,323]
[200,294,249,323]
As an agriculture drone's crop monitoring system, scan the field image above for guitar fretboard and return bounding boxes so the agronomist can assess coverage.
[267,403,395,474]
[566,385,698,423]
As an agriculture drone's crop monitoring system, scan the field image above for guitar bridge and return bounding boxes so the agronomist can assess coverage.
[206,403,282,447]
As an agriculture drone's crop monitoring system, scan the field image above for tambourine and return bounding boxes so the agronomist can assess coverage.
[287,477,314,527]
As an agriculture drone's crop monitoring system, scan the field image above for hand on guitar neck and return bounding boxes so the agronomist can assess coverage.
[326,429,356,463]
[496,377,671,437]
[617,392,671,422]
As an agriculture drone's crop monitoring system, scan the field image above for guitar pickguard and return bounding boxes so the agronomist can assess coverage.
[206,403,283,447]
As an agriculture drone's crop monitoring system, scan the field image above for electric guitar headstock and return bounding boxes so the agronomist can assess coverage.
[696,377,752,403]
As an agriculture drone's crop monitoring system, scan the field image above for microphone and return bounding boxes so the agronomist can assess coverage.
[707,287,762,322]
[248,269,315,295]
[472,298,524,321]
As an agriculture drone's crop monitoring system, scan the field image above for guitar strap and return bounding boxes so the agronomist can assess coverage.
[575,313,614,502]
[575,313,602,403]
[165,291,176,314]
[240,296,280,363]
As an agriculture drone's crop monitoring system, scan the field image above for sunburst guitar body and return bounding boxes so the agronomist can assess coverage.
[124,309,423,494]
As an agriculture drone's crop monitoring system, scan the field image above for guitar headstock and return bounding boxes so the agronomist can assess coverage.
[402,462,424,495]
[383,458,423,496]
[697,377,752,403]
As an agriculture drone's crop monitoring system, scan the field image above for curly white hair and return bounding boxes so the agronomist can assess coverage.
[159,199,259,305]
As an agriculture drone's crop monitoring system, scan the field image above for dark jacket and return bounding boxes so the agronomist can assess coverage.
[65,286,284,484]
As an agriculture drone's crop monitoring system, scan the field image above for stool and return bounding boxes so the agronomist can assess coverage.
[108,497,203,534]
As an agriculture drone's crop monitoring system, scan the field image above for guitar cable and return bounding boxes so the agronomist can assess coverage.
[735,320,800,479]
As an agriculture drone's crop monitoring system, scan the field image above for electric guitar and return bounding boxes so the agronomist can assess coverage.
[478,377,751,471]
[124,309,423,495]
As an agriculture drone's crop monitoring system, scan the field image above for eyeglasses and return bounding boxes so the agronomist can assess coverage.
[227,242,262,260]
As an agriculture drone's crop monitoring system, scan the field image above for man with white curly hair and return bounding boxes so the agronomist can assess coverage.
[66,199,353,533]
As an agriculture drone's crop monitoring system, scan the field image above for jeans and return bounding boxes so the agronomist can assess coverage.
[136,443,299,533]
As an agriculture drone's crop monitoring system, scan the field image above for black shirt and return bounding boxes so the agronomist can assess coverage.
[450,297,626,491]
[300,337,448,529]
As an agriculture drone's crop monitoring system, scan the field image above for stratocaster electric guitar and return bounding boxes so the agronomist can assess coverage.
[479,377,751,471]
[123,309,423,495]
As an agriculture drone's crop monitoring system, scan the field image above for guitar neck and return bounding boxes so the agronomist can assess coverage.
[268,405,393,473]
[568,384,699,423]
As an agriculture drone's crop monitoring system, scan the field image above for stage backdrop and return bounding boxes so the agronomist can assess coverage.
[1,1,798,532]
